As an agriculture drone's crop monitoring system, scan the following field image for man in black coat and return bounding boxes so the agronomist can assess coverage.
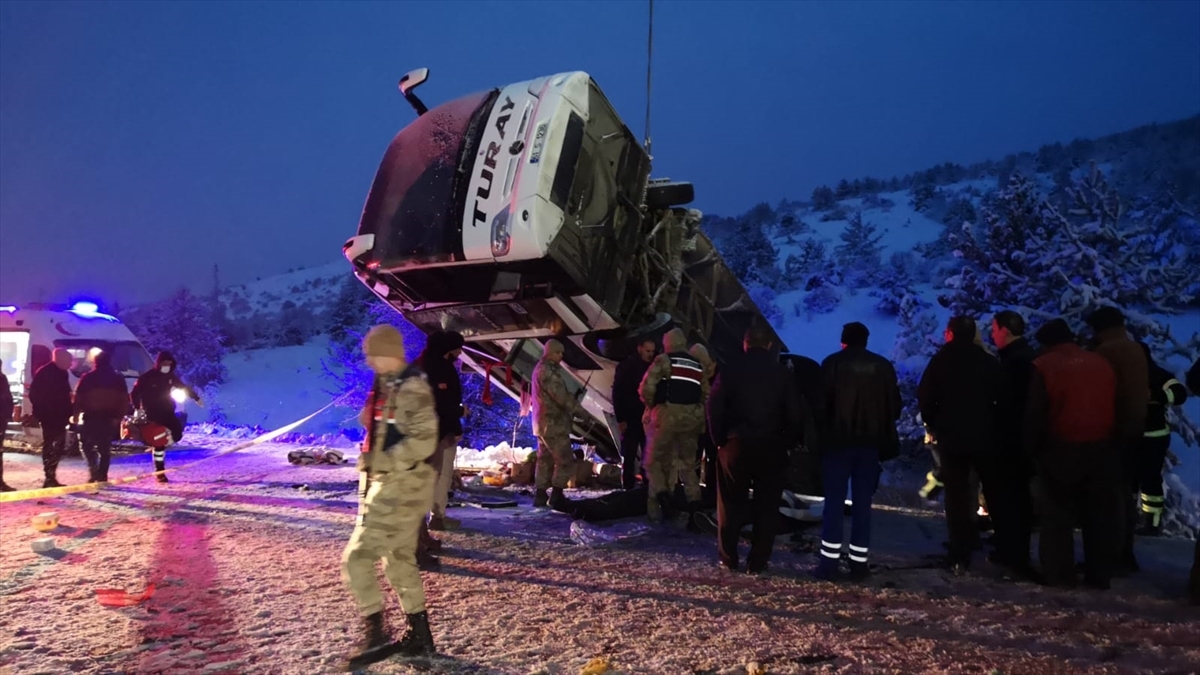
[74,350,131,483]
[988,310,1038,575]
[612,338,657,490]
[919,316,1006,574]
[707,324,803,574]
[422,330,467,532]
[815,322,901,581]
[30,348,75,488]
[0,371,14,492]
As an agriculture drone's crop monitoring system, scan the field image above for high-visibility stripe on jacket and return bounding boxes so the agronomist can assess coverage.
[664,352,704,405]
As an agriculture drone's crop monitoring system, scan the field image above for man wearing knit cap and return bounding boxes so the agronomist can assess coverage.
[1084,306,1149,576]
[531,338,583,509]
[639,328,708,523]
[342,324,441,668]
[1026,318,1121,589]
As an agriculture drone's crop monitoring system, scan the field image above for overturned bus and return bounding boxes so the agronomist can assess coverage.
[343,69,785,460]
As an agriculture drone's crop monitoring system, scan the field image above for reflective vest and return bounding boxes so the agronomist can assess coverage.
[661,352,704,406]
[362,368,420,454]
[1145,377,1188,438]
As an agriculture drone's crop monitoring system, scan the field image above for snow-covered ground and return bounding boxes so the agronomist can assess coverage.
[2,438,1197,674]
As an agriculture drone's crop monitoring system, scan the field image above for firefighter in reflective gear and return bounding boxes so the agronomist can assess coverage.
[639,329,708,522]
[1134,342,1188,536]
[341,325,440,669]
[531,339,582,509]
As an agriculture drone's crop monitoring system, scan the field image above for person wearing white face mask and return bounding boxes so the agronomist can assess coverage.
[131,351,200,482]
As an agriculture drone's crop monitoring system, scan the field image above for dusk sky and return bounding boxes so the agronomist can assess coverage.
[1,0,1198,305]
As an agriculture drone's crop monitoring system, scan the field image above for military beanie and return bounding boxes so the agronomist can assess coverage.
[363,324,406,359]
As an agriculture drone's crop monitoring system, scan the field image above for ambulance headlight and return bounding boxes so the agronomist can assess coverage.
[170,388,187,404]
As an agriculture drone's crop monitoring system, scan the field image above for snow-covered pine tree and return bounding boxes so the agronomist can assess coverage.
[129,287,228,388]
[890,291,942,448]
[721,212,779,286]
[834,211,885,287]
[811,185,836,211]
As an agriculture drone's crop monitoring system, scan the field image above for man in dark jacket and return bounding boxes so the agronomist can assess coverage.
[815,322,901,581]
[1025,319,1121,589]
[1084,307,1149,575]
[988,310,1038,574]
[74,350,130,483]
[29,348,74,488]
[421,331,467,532]
[918,316,1006,574]
[0,371,14,492]
[707,324,802,574]
[612,339,656,490]
[131,351,199,482]
[1132,342,1188,537]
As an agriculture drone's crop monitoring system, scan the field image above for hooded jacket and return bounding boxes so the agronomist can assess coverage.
[531,340,581,437]
[131,351,196,420]
[418,331,465,439]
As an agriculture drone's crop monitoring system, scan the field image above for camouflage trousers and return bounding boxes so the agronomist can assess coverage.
[342,464,436,617]
[535,431,574,490]
[645,424,702,520]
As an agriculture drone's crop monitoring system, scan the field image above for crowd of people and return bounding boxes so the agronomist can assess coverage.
[342,304,1199,668]
[4,310,1195,671]
[0,349,198,492]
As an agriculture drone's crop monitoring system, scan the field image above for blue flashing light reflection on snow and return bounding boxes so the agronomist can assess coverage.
[0,305,16,314]
[68,301,119,322]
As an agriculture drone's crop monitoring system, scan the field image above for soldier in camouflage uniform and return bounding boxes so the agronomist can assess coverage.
[532,339,582,509]
[639,329,709,522]
[341,325,441,670]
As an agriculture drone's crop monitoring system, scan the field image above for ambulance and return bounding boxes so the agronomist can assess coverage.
[0,302,155,447]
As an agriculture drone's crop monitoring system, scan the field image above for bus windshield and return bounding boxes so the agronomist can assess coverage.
[357,89,499,269]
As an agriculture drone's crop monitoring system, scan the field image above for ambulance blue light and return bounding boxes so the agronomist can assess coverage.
[68,301,118,322]
[0,305,16,314]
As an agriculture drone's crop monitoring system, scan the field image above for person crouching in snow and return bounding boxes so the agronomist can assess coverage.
[131,351,199,482]
[342,324,440,669]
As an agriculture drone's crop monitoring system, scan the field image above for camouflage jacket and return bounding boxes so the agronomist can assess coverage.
[639,352,709,432]
[532,359,580,436]
[359,368,439,474]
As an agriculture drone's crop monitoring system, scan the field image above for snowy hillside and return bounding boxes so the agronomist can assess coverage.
[218,260,346,322]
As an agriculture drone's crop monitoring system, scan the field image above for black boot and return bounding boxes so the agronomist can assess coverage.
[395,610,436,657]
[155,459,169,484]
[343,611,392,670]
[0,457,14,492]
[42,449,63,489]
[417,548,442,572]
[533,488,549,508]
[549,487,571,512]
[656,491,676,520]
[97,453,111,483]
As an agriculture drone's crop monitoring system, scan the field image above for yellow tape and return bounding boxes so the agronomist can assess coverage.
[0,396,349,504]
